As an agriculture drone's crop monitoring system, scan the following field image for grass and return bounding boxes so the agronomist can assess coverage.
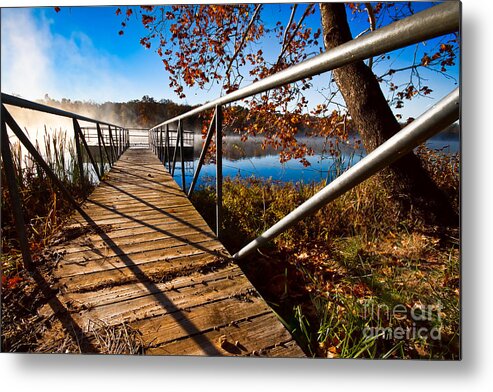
[2,128,92,264]
[191,146,460,359]
[1,128,459,357]
[1,128,101,352]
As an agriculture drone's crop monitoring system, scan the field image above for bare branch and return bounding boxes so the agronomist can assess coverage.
[225,4,262,77]
[276,3,314,65]
[281,4,297,49]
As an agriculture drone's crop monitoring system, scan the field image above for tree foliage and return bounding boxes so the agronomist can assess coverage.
[115,3,458,166]
[41,95,199,129]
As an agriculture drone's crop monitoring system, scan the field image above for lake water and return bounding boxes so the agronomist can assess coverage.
[170,133,460,189]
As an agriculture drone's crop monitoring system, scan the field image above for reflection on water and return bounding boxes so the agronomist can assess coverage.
[171,133,459,188]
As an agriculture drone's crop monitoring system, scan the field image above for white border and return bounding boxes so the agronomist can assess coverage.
[1,1,492,391]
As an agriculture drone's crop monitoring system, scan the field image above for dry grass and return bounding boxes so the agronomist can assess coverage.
[35,319,147,354]
[85,320,147,355]
[1,130,97,353]
[191,146,460,358]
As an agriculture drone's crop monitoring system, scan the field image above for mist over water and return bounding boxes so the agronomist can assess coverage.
[4,104,459,190]
[171,132,459,188]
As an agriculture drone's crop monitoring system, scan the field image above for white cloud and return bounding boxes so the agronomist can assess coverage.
[1,9,58,100]
[1,8,134,102]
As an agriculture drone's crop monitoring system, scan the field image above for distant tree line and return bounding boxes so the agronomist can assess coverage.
[41,94,201,130]
[39,94,459,141]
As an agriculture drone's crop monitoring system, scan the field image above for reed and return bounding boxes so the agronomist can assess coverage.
[1,128,94,277]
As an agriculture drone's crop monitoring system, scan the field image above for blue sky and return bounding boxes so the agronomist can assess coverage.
[1,3,459,120]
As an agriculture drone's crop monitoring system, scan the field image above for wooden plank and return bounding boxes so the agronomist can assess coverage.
[68,214,210,234]
[57,236,222,267]
[74,204,196,222]
[86,196,191,208]
[131,296,272,349]
[57,241,225,279]
[71,208,204,227]
[45,148,304,358]
[54,218,211,251]
[57,250,226,292]
[146,313,304,357]
[72,205,202,224]
[62,264,244,308]
[68,267,254,329]
[59,216,210,242]
[261,340,306,357]
[67,210,209,228]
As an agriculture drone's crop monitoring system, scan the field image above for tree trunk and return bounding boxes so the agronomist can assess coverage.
[319,3,458,226]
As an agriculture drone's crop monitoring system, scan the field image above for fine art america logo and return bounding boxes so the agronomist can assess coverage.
[362,300,443,341]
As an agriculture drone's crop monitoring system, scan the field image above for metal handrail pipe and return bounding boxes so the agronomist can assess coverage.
[188,109,217,196]
[232,88,460,260]
[150,2,459,130]
[1,93,125,129]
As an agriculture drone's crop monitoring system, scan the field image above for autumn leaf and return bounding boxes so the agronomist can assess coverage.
[421,54,431,66]
[116,3,458,166]
[420,86,433,95]
[5,275,23,290]
[54,6,61,13]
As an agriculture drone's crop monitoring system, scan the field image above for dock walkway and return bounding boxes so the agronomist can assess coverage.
[47,148,304,357]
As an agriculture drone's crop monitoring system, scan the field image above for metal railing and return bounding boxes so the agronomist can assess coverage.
[148,124,197,193]
[146,2,460,256]
[1,93,130,269]
[80,126,155,149]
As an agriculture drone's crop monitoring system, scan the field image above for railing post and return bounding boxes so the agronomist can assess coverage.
[159,126,163,162]
[180,122,186,192]
[74,119,101,181]
[115,127,118,158]
[97,123,111,172]
[118,128,122,158]
[119,127,123,156]
[161,127,166,165]
[107,125,113,164]
[116,127,120,158]
[166,124,171,171]
[96,123,105,175]
[157,128,159,156]
[188,109,216,196]
[153,129,156,154]
[73,118,86,186]
[108,125,116,164]
[171,121,180,176]
[215,105,223,239]
[154,129,157,154]
[1,115,33,270]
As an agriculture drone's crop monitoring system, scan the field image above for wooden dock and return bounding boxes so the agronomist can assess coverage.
[45,148,304,357]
